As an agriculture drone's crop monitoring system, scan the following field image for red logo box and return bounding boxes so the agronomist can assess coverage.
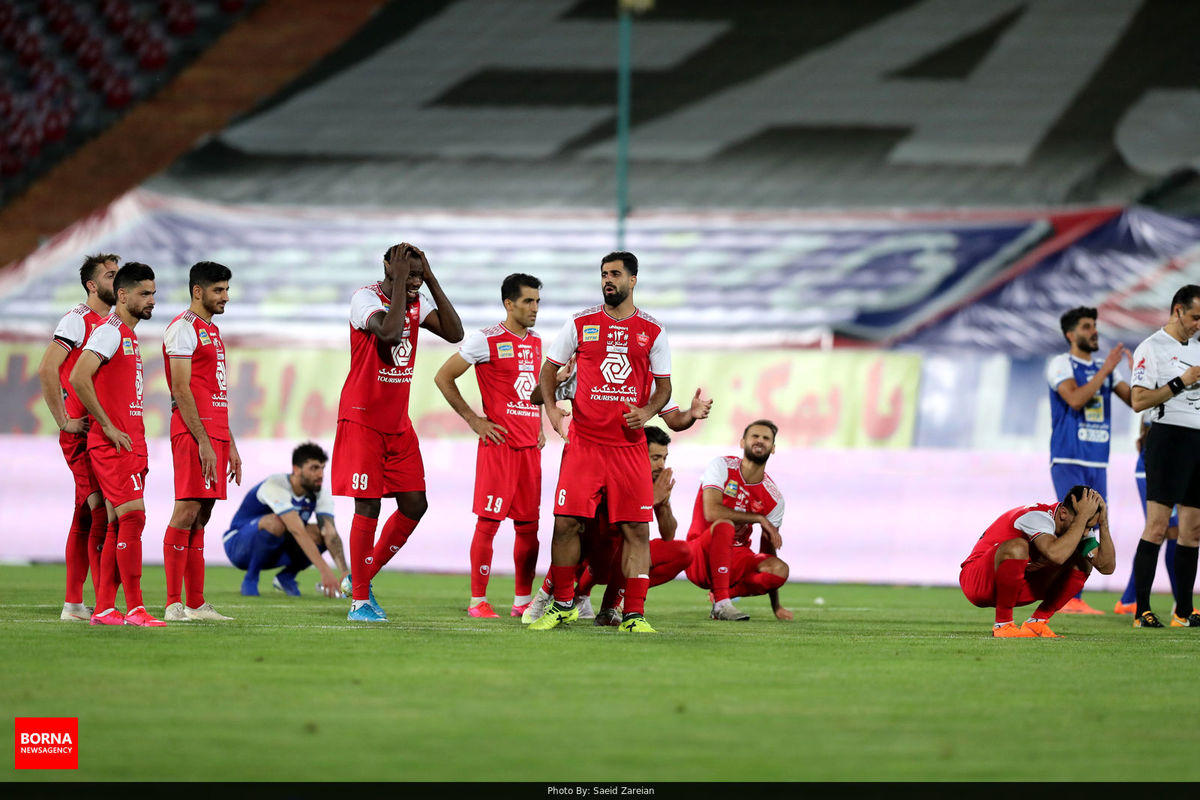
[14,718,78,770]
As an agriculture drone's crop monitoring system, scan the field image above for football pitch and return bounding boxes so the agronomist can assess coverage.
[3,564,1199,783]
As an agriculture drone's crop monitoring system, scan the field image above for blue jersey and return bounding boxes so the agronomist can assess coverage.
[1046,353,1118,468]
[228,473,335,532]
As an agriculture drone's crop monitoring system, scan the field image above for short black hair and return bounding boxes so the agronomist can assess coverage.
[644,426,670,447]
[1059,307,1097,337]
[292,441,328,467]
[501,273,542,304]
[114,262,155,293]
[1170,285,1200,315]
[743,419,778,441]
[189,261,232,293]
[600,251,638,276]
[1061,485,1091,515]
[79,253,119,289]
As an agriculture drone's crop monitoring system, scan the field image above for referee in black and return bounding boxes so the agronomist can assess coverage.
[1129,285,1200,627]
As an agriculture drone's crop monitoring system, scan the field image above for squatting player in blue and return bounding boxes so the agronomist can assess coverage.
[1046,306,1132,614]
[223,442,348,598]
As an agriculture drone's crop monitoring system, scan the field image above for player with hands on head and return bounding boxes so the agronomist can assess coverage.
[333,242,463,622]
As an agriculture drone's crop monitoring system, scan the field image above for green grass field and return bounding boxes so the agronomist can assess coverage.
[3,564,1199,783]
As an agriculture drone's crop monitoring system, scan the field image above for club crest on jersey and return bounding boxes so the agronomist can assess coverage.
[723,479,739,498]
[636,332,649,347]
[496,342,514,359]
[750,499,765,513]
[198,330,211,346]
[582,325,600,342]
[121,338,134,355]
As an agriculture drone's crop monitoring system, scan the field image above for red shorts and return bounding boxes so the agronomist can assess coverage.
[332,418,425,498]
[88,445,149,509]
[473,442,541,521]
[959,547,1040,608]
[685,527,768,589]
[59,430,99,505]
[553,438,653,523]
[172,432,229,500]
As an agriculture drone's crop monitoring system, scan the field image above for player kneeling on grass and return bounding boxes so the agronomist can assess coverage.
[222,442,348,599]
[685,420,792,622]
[959,485,1115,638]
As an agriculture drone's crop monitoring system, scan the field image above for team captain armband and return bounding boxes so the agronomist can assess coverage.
[1169,377,1186,396]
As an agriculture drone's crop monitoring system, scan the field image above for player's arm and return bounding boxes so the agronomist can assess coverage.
[169,356,218,485]
[434,352,507,444]
[660,388,712,432]
[1114,381,1132,407]
[539,358,571,441]
[37,341,85,433]
[653,467,677,540]
[1054,345,1127,410]
[316,515,349,576]
[1090,500,1117,575]
[624,375,672,430]
[1030,492,1100,565]
[226,431,243,486]
[68,350,131,452]
[277,509,341,596]
[756,531,792,620]
[413,247,464,343]
[702,487,781,549]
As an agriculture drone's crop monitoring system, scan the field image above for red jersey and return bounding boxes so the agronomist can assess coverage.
[687,455,785,547]
[337,283,435,435]
[545,305,670,447]
[960,502,1058,569]
[82,314,146,454]
[163,309,230,441]
[51,303,106,418]
[458,323,542,448]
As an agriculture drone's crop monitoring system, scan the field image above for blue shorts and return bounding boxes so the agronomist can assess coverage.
[1051,463,1107,504]
[222,516,326,572]
[223,516,271,571]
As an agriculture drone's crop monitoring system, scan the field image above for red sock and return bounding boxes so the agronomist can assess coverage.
[550,565,576,604]
[623,576,650,616]
[116,510,146,611]
[709,521,736,602]
[733,570,786,597]
[994,558,1028,625]
[163,525,190,606]
[512,521,539,597]
[1033,568,1088,621]
[601,577,624,610]
[64,502,91,604]
[576,564,597,598]
[649,540,692,587]
[369,510,419,579]
[185,528,206,608]
[470,517,501,597]
[87,506,106,606]
[96,519,120,611]
[349,513,379,602]
[540,572,554,595]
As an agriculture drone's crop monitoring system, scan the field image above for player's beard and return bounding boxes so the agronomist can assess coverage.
[97,287,117,306]
[744,448,771,466]
[603,288,627,307]
[1076,334,1099,354]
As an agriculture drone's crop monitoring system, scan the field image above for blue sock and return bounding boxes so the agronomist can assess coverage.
[1165,538,1178,594]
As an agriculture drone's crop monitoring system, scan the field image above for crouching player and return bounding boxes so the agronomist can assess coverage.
[685,420,792,621]
[223,442,347,598]
[959,486,1115,638]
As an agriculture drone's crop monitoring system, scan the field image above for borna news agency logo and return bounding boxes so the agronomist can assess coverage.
[14,717,78,770]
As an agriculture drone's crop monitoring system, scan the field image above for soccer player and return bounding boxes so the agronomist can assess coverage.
[685,420,792,622]
[68,262,165,627]
[534,250,671,633]
[1113,414,1178,615]
[333,243,463,622]
[1046,306,1131,614]
[37,253,118,621]
[1127,285,1200,628]
[578,426,694,626]
[161,261,241,622]
[434,273,544,619]
[222,442,347,597]
[959,486,1115,638]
